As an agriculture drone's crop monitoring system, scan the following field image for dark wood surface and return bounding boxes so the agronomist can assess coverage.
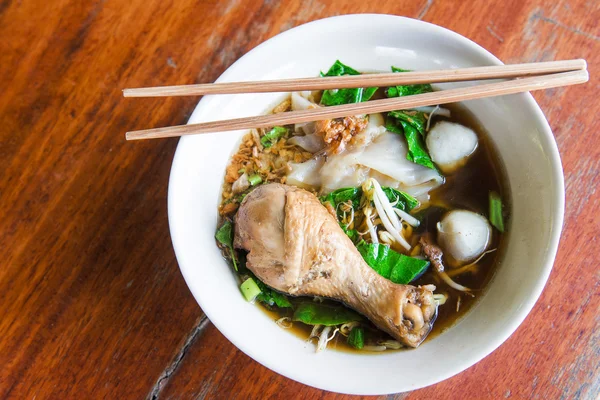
[1,0,598,398]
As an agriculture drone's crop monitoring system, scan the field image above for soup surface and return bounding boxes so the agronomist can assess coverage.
[216,64,509,352]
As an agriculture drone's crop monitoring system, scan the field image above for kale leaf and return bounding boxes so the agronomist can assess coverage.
[320,187,362,213]
[320,60,378,106]
[356,241,429,284]
[215,220,238,271]
[386,66,434,98]
[381,187,419,212]
[251,273,292,308]
[292,302,363,326]
[347,326,365,349]
[319,186,419,243]
[386,110,437,171]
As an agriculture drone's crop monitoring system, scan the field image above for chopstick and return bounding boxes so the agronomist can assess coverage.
[123,59,586,97]
[126,69,588,141]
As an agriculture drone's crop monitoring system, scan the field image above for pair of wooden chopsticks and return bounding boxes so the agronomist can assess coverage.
[124,59,588,141]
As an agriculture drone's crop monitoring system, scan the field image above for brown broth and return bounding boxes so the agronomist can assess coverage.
[411,103,509,339]
[218,100,510,352]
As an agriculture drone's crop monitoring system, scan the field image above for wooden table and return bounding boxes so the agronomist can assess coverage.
[2,0,598,398]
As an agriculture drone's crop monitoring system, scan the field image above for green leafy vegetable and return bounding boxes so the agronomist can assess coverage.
[489,191,505,232]
[383,70,437,171]
[215,221,234,246]
[388,110,427,133]
[261,126,287,148]
[247,273,292,308]
[341,226,359,244]
[386,111,437,171]
[292,302,362,326]
[386,67,434,98]
[347,326,365,349]
[320,187,362,212]
[240,278,261,301]
[356,241,429,284]
[324,60,361,76]
[319,187,362,242]
[258,289,292,308]
[248,174,262,186]
[319,186,418,243]
[320,186,417,214]
[381,187,419,212]
[215,221,238,271]
[320,60,378,106]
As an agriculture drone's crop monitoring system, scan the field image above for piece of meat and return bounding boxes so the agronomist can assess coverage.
[234,183,437,348]
[315,115,368,154]
[419,236,445,273]
[420,236,474,296]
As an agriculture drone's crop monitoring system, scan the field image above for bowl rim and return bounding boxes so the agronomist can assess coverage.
[168,13,565,394]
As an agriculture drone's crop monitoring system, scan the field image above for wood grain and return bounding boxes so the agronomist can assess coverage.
[0,0,598,399]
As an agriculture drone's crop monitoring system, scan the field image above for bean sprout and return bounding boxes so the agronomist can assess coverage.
[371,179,402,231]
[364,207,379,244]
[425,105,441,131]
[316,326,331,352]
[309,324,322,341]
[340,322,361,336]
[447,249,497,277]
[316,327,339,352]
[373,193,411,250]
[362,345,387,352]
[378,340,403,350]
[393,207,420,227]
[347,207,355,228]
[379,230,395,245]
[276,317,292,329]
[411,105,451,118]
[369,178,412,250]
[433,293,448,305]
[438,270,474,295]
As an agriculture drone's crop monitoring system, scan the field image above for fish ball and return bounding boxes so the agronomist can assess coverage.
[437,210,491,267]
[426,121,478,173]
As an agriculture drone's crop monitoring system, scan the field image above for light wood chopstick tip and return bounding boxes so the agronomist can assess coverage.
[126,131,144,141]
[570,68,589,83]
[575,58,588,71]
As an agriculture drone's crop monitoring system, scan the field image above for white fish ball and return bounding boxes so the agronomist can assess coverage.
[437,210,491,267]
[426,121,478,173]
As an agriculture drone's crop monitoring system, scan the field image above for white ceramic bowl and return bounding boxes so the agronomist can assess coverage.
[168,14,564,394]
